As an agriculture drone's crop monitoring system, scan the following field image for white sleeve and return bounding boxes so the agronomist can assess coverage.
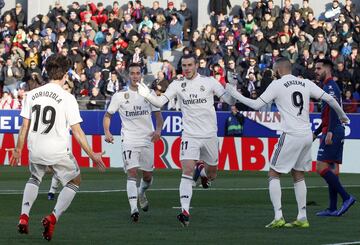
[258,81,278,104]
[309,80,326,100]
[107,93,120,115]
[321,92,348,121]
[211,77,226,98]
[150,90,160,112]
[163,81,178,101]
[66,95,83,126]
[20,93,31,119]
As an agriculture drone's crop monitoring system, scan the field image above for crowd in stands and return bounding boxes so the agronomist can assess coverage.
[0,0,359,113]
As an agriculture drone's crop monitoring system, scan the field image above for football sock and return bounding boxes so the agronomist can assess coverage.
[294,179,307,221]
[328,184,338,211]
[139,177,152,196]
[180,174,193,215]
[49,176,60,194]
[269,177,283,220]
[52,183,79,221]
[127,177,138,214]
[320,168,350,202]
[21,178,40,216]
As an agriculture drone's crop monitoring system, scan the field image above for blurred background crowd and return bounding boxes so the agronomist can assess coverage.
[0,0,359,113]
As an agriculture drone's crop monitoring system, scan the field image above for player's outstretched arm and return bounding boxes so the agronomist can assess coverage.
[8,118,30,166]
[71,123,106,172]
[137,81,168,108]
[225,83,267,110]
[321,93,350,123]
[103,112,114,144]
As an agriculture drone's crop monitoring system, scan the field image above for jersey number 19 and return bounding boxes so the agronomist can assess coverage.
[32,104,56,134]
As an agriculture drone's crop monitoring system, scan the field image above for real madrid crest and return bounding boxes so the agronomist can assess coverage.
[181,82,186,92]
[200,85,205,92]
[124,92,130,103]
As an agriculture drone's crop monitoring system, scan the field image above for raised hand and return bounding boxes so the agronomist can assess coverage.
[136,81,150,98]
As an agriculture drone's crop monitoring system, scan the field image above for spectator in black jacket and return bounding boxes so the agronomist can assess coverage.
[179,3,192,41]
[209,0,232,16]
[11,3,26,27]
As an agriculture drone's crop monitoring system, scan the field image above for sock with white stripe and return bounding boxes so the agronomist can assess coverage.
[139,177,152,196]
[179,174,193,215]
[21,178,40,216]
[269,177,283,220]
[294,179,307,221]
[52,183,79,221]
[49,176,60,194]
[127,177,138,214]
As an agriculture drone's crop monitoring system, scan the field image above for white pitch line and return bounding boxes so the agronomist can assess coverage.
[324,241,360,245]
[0,184,359,195]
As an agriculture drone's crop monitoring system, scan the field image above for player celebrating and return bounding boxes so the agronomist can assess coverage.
[9,54,106,241]
[137,54,235,226]
[226,58,349,228]
[103,63,163,222]
[314,59,356,216]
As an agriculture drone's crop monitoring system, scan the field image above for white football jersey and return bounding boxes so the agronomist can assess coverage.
[21,83,82,165]
[259,74,325,134]
[107,88,159,146]
[164,74,226,138]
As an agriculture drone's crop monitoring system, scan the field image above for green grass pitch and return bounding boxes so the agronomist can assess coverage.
[0,166,359,245]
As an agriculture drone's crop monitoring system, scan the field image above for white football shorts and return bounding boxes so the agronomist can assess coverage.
[29,151,80,186]
[180,136,219,166]
[121,143,154,172]
[270,132,313,174]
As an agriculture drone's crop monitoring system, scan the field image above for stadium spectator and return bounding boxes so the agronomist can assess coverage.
[87,87,105,110]
[179,3,192,41]
[343,89,358,113]
[225,105,244,137]
[209,0,232,16]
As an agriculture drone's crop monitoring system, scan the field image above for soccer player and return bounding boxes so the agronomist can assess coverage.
[9,54,106,241]
[226,58,349,228]
[137,54,235,226]
[103,63,164,222]
[313,59,356,216]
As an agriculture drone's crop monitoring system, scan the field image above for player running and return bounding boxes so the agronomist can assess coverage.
[103,63,163,222]
[9,54,106,241]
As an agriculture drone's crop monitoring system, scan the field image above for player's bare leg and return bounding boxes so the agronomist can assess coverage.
[266,169,286,228]
[127,167,139,222]
[178,159,196,227]
[18,175,41,234]
[43,174,81,241]
[138,170,153,212]
[284,170,309,228]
